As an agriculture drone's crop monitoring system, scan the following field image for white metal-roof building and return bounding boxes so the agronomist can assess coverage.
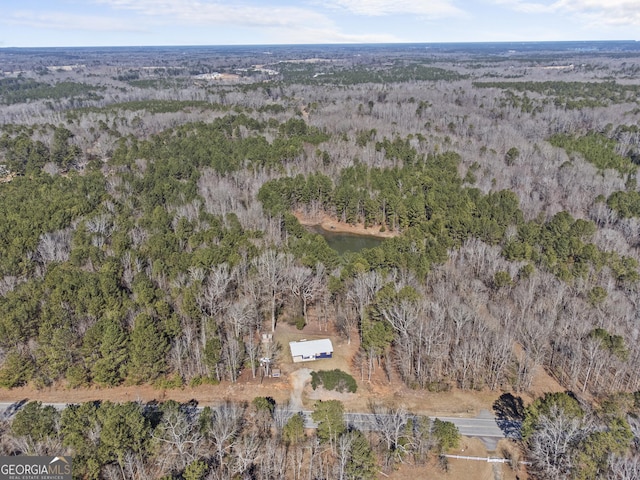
[289,339,333,363]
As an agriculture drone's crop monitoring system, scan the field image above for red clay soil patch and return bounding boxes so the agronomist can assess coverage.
[527,364,566,398]
[0,379,292,407]
[511,343,566,406]
[293,211,399,238]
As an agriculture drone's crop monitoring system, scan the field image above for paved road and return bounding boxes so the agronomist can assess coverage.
[0,401,67,419]
[311,410,510,450]
[0,401,516,450]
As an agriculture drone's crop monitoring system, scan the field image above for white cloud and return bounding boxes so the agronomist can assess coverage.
[491,0,555,13]
[320,0,464,17]
[93,0,333,28]
[3,11,146,32]
[494,0,640,26]
[90,0,406,43]
[553,0,640,26]
[266,26,404,44]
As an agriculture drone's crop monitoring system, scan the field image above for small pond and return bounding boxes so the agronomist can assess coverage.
[305,225,386,255]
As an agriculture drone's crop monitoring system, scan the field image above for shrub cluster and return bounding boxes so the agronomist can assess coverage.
[311,369,358,393]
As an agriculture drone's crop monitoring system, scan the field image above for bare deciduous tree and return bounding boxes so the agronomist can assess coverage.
[608,455,640,480]
[252,250,294,332]
[36,229,72,266]
[528,406,585,480]
[153,403,203,474]
[207,402,245,473]
[370,403,409,467]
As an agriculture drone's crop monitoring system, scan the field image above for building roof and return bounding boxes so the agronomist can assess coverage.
[289,338,333,357]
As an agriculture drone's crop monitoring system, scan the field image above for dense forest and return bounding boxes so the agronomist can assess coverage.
[1,43,640,479]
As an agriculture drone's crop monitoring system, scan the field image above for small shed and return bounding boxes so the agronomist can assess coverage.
[289,339,334,363]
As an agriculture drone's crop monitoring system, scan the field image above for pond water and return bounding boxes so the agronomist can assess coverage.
[305,225,385,255]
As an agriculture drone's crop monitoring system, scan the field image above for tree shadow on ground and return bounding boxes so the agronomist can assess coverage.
[493,393,524,439]
[0,399,28,420]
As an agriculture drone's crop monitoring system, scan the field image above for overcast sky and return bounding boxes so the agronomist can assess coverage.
[1,0,639,48]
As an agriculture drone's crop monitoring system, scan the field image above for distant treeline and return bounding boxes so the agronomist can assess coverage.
[0,78,104,105]
[281,63,466,85]
[474,80,640,108]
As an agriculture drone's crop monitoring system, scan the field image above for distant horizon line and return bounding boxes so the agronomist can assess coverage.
[1,39,638,50]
